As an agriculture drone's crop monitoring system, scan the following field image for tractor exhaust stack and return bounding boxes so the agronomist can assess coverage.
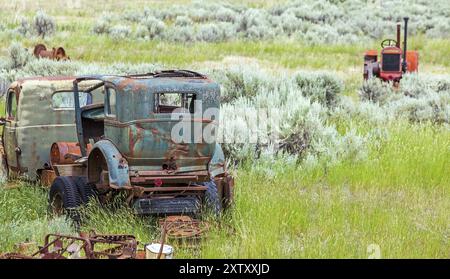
[396,23,401,48]
[402,17,409,72]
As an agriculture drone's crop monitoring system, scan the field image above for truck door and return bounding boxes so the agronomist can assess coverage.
[2,90,20,175]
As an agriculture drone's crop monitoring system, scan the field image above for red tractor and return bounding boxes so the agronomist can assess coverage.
[363,17,419,84]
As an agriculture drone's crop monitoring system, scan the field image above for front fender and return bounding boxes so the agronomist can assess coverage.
[88,139,131,188]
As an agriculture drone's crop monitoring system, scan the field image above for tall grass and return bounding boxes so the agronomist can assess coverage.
[0,182,74,252]
[0,84,448,259]
[200,122,449,258]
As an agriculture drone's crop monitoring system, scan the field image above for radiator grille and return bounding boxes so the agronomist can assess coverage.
[382,53,401,72]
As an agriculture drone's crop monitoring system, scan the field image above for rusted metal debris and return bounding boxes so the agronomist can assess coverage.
[0,231,137,259]
[33,44,70,61]
[3,73,234,217]
[158,216,209,249]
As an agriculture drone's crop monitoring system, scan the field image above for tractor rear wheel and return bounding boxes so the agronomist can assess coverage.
[48,176,82,222]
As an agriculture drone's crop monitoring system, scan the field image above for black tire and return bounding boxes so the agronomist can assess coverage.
[73,176,96,204]
[48,176,82,221]
[203,180,221,218]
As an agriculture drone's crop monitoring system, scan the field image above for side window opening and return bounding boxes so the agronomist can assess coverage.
[106,87,117,117]
[7,91,17,120]
[155,92,196,113]
[52,91,92,109]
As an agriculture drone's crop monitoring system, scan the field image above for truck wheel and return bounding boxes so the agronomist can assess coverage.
[73,176,96,204]
[48,176,82,221]
[203,180,221,218]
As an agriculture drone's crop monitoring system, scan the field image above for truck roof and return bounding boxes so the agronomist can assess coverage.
[15,76,76,84]
[12,70,215,93]
[76,70,217,93]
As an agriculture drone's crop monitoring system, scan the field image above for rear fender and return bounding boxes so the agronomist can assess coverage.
[209,143,226,177]
[87,139,131,188]
[209,143,234,208]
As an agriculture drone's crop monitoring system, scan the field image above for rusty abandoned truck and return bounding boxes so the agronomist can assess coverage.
[0,70,234,217]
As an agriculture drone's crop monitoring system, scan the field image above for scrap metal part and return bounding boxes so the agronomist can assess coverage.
[33,44,70,61]
[0,231,137,259]
[158,216,209,248]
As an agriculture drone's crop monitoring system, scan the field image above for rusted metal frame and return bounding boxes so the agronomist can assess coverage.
[132,186,207,192]
[91,240,137,251]
[36,234,92,258]
[54,238,77,256]
[104,118,216,127]
[128,184,205,200]
[91,233,136,242]
[73,80,86,157]
[88,234,137,259]
[157,216,209,248]
[91,243,136,259]
[25,233,138,259]
[73,77,108,157]
[84,81,105,94]
[124,70,206,79]
[131,175,200,183]
[137,192,205,200]
[130,170,208,177]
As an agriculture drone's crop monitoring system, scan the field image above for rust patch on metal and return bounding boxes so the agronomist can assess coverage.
[50,142,92,165]
[33,44,70,61]
[158,216,209,248]
[40,169,56,187]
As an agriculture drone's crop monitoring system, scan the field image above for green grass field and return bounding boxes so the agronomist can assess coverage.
[1,122,448,258]
[0,0,449,258]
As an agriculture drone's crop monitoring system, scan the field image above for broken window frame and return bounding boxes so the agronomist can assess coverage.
[105,86,117,118]
[6,90,18,120]
[51,90,93,110]
[154,92,196,114]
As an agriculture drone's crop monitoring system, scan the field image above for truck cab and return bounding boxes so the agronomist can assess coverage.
[1,76,103,181]
[1,70,234,217]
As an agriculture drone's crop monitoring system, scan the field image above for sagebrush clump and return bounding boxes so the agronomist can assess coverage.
[16,17,31,36]
[359,78,393,105]
[92,12,114,35]
[6,42,31,69]
[33,10,55,38]
[139,16,165,39]
[359,74,450,124]
[294,71,343,107]
[109,25,132,40]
